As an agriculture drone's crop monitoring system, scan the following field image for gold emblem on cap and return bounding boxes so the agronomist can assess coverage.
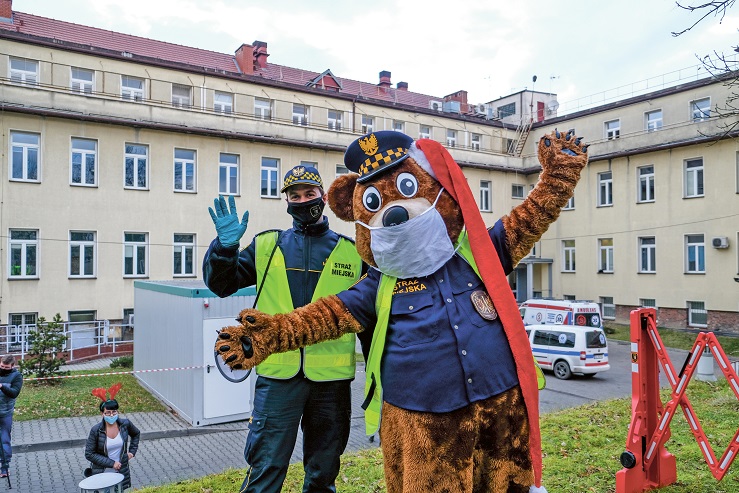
[293,166,305,176]
[358,134,379,156]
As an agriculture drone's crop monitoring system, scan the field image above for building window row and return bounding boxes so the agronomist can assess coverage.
[602,97,711,139]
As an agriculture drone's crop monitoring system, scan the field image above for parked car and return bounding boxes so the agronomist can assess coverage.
[525,324,610,380]
[519,299,603,329]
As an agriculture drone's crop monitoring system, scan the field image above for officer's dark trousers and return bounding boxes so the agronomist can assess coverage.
[240,374,352,493]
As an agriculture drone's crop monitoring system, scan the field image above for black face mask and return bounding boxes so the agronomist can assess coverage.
[287,196,325,225]
[0,369,12,376]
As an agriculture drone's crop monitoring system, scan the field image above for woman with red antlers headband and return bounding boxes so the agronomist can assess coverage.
[84,384,141,491]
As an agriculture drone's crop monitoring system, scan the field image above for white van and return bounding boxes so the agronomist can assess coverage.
[525,324,610,379]
[519,299,603,329]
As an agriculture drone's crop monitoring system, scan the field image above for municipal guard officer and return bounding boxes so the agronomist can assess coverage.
[203,165,366,493]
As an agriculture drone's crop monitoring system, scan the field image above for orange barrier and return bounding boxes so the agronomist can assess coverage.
[616,308,739,492]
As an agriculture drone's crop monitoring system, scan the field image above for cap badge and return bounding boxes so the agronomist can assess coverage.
[358,134,379,156]
[292,166,305,177]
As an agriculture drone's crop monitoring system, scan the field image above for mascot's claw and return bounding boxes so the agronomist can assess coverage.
[214,310,271,369]
[537,128,588,175]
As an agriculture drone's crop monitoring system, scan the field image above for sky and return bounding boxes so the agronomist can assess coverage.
[11,0,739,112]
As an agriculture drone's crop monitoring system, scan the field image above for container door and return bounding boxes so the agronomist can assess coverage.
[202,318,254,419]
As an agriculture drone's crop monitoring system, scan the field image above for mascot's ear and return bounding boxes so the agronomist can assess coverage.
[327,173,357,222]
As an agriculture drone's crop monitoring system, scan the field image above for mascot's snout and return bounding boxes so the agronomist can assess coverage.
[382,206,409,226]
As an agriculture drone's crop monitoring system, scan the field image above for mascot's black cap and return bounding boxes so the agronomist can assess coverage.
[344,130,414,183]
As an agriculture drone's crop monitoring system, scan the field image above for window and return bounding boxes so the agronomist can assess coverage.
[171,84,191,108]
[637,165,654,202]
[69,310,96,323]
[71,138,97,186]
[563,196,575,210]
[174,149,196,192]
[215,92,233,114]
[293,104,308,125]
[736,152,739,194]
[600,296,616,320]
[124,144,148,189]
[9,57,38,85]
[219,153,239,195]
[393,120,404,132]
[645,110,662,132]
[336,164,350,177]
[562,240,576,272]
[691,98,710,121]
[685,234,705,273]
[639,237,656,273]
[503,138,515,154]
[9,229,38,278]
[471,133,481,151]
[361,115,374,134]
[687,301,707,327]
[71,67,94,94]
[511,184,525,199]
[605,119,620,140]
[598,171,613,206]
[124,232,148,277]
[419,125,431,140]
[121,75,144,101]
[684,158,704,198]
[598,238,614,273]
[446,129,457,147]
[10,131,40,182]
[261,157,279,197]
[173,234,195,276]
[69,231,96,277]
[9,313,36,343]
[479,181,491,212]
[640,298,656,308]
[563,294,577,301]
[328,110,342,131]
[498,102,515,118]
[255,97,272,119]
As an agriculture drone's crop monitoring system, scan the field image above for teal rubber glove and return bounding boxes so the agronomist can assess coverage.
[208,195,249,248]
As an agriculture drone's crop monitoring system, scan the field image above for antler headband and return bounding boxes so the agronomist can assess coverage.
[91,383,122,403]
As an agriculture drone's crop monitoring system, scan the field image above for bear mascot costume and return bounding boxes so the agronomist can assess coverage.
[216,129,588,493]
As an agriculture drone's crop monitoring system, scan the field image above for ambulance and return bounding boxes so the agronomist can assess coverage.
[519,299,603,329]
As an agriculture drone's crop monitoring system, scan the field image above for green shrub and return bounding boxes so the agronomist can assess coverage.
[110,355,133,368]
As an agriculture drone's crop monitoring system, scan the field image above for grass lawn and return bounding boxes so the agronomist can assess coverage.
[604,322,739,357]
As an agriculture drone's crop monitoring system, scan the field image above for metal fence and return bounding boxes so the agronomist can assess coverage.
[0,320,134,363]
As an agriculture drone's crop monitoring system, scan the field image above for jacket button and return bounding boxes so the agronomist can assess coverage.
[409,306,414,310]
[467,378,473,384]
[461,350,467,356]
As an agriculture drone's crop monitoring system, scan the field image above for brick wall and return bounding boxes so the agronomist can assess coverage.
[613,305,739,335]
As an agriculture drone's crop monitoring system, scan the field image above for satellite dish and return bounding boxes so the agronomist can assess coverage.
[547,100,560,112]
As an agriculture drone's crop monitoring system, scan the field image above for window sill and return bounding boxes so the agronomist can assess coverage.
[684,272,706,275]
[638,271,656,275]
[8,276,39,281]
[636,200,655,204]
[260,195,281,200]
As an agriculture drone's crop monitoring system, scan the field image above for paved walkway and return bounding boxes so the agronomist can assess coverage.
[9,358,379,492]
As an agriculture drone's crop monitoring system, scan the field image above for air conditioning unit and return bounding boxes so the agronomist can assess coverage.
[712,236,729,249]
[429,100,443,112]
[473,103,489,116]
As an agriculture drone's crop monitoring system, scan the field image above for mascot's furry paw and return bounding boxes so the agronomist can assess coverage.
[537,128,588,173]
[214,309,276,370]
[529,486,548,493]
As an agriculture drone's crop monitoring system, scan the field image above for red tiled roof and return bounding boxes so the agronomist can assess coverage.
[1,11,445,109]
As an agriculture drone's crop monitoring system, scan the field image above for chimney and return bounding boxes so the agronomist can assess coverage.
[397,81,408,91]
[234,43,254,75]
[378,70,392,89]
[0,0,12,22]
[253,40,269,69]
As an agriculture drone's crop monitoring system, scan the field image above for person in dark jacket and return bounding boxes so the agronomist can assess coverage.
[85,384,140,491]
[0,355,22,478]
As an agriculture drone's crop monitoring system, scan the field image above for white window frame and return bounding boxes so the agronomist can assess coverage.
[446,129,457,147]
[173,148,197,193]
[173,234,195,277]
[336,164,350,177]
[645,110,662,132]
[8,313,36,344]
[511,184,525,199]
[71,67,94,94]
[361,115,374,134]
[691,97,710,122]
[10,131,40,182]
[600,296,616,320]
[393,120,404,132]
[9,57,38,85]
[261,157,280,198]
[562,240,576,272]
[479,181,491,212]
[123,232,148,278]
[684,158,704,198]
[71,138,97,186]
[219,153,239,195]
[293,104,308,126]
[254,97,272,120]
[638,237,656,273]
[685,234,705,274]
[471,133,481,151]
[563,196,575,210]
[598,238,614,273]
[215,92,233,114]
[598,171,613,206]
[124,143,148,189]
[419,125,431,140]
[121,75,144,102]
[171,84,192,108]
[9,229,38,279]
[605,119,620,140]
[637,165,654,203]
[328,110,342,131]
[687,300,707,327]
[69,231,96,278]
[640,298,656,309]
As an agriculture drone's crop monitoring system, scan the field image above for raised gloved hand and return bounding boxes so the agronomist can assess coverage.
[208,195,249,248]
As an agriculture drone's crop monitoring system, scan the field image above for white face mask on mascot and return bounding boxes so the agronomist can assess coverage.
[357,188,456,279]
